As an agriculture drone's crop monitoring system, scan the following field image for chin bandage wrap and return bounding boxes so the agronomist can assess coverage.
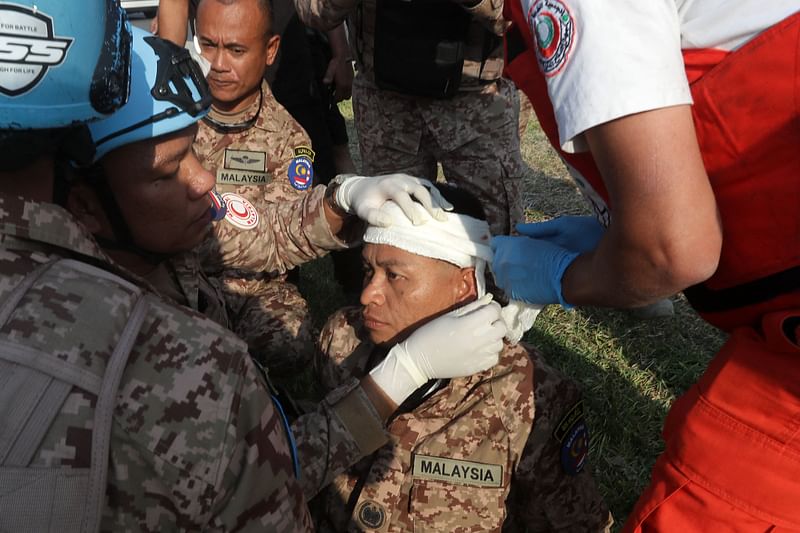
[363,201,542,344]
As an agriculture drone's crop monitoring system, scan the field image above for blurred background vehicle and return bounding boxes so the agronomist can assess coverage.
[122,0,159,19]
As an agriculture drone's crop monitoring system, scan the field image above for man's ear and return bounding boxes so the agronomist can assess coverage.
[265,34,280,67]
[454,266,478,305]
[66,181,110,236]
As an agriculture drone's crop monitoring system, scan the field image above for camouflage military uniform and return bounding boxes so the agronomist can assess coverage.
[312,307,613,532]
[295,0,525,235]
[310,307,531,531]
[142,188,387,498]
[502,354,614,532]
[194,80,317,376]
[0,193,312,531]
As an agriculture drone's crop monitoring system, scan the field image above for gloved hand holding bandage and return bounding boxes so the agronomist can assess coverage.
[491,234,579,307]
[335,174,453,227]
[369,294,506,405]
[491,216,606,307]
[516,216,605,254]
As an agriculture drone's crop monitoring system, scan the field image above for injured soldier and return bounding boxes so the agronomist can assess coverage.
[311,184,613,532]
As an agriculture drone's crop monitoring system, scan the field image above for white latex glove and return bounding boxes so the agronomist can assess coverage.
[335,174,453,227]
[369,294,506,405]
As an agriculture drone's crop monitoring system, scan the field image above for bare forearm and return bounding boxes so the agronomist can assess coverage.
[562,232,702,308]
[327,24,349,59]
[157,0,189,45]
[564,106,722,308]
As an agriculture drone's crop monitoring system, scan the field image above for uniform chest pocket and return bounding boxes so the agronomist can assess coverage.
[409,455,509,532]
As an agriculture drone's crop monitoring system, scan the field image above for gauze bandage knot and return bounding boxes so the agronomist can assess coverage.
[363,201,542,343]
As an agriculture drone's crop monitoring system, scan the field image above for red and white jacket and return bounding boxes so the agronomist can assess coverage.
[504,0,800,331]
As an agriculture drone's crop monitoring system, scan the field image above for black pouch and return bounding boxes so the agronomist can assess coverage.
[373,0,471,99]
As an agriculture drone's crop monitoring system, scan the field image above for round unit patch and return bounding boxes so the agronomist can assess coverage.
[357,500,386,529]
[221,193,259,230]
[560,419,589,476]
[288,156,314,190]
[527,0,575,77]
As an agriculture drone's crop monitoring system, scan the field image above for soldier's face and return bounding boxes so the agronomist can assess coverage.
[100,124,216,254]
[196,0,280,113]
[360,244,477,345]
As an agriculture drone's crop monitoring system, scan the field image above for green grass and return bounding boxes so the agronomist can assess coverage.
[299,99,727,528]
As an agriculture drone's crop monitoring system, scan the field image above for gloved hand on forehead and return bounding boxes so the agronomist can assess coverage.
[335,173,454,227]
[490,234,579,308]
[369,294,506,406]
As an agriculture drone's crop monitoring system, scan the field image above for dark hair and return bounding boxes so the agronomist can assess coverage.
[433,183,487,221]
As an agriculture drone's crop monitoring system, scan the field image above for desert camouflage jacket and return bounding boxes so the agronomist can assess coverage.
[195,80,314,205]
[312,307,534,531]
[140,195,386,498]
[0,193,312,531]
[199,183,350,277]
[195,81,316,281]
[313,307,613,532]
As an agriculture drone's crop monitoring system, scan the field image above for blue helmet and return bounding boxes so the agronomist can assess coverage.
[87,26,211,162]
[0,0,132,129]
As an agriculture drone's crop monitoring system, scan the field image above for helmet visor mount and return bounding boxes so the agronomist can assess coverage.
[93,35,212,150]
[147,36,211,118]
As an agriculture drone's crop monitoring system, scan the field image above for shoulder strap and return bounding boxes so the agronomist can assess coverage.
[0,258,148,533]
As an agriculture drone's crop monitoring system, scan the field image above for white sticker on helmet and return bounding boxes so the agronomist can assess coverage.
[0,5,73,96]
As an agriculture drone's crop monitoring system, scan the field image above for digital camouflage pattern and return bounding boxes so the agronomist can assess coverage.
[502,347,614,532]
[294,0,524,235]
[136,195,387,499]
[517,87,534,140]
[311,307,534,532]
[194,80,316,375]
[200,184,349,276]
[148,250,314,377]
[194,82,313,204]
[171,185,351,375]
[351,76,525,235]
[312,307,613,532]
[0,193,312,531]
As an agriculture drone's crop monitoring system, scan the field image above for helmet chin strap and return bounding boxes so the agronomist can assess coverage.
[52,126,97,207]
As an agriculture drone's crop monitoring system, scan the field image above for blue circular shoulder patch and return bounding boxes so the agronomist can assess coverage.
[357,500,386,529]
[288,156,313,190]
[560,419,589,476]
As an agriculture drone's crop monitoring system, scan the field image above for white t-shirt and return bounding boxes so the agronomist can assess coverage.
[521,0,800,152]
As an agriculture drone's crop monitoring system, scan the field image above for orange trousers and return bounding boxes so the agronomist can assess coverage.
[624,310,800,532]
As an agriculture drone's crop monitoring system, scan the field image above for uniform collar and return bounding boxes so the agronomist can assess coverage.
[0,193,111,264]
[203,80,268,133]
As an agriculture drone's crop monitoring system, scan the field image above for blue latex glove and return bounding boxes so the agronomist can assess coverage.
[491,235,579,307]
[516,216,605,254]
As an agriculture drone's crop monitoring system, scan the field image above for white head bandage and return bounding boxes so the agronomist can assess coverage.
[363,201,542,344]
